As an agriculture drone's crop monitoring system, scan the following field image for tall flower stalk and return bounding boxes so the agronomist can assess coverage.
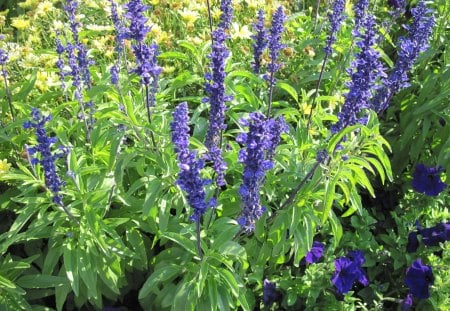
[331,15,386,133]
[123,0,161,126]
[171,103,216,257]
[306,0,346,129]
[23,109,78,224]
[251,9,268,74]
[371,1,435,113]
[265,6,286,118]
[236,113,287,233]
[0,48,14,122]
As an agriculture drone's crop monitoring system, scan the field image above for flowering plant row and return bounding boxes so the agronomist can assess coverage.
[0,0,448,310]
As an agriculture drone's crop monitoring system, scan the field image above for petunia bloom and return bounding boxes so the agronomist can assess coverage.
[302,241,325,264]
[405,259,434,299]
[412,164,447,196]
[419,222,450,247]
[401,293,413,311]
[262,279,281,306]
[331,250,368,295]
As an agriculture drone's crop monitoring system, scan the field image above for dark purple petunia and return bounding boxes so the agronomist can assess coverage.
[302,241,325,264]
[23,108,67,206]
[401,293,413,311]
[405,259,434,299]
[171,103,216,222]
[419,222,450,247]
[262,279,281,306]
[406,231,419,253]
[331,250,369,295]
[412,164,447,196]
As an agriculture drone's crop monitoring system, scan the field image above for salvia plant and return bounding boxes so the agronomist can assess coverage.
[0,0,448,310]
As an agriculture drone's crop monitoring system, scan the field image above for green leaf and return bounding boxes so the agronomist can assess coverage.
[322,171,340,223]
[276,81,298,102]
[328,210,343,248]
[161,232,197,257]
[327,125,362,154]
[63,244,79,296]
[16,275,68,289]
[158,51,190,62]
[139,264,183,300]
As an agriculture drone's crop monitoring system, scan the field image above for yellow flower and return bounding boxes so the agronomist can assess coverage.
[179,8,199,24]
[18,0,38,9]
[11,18,30,30]
[52,20,64,31]
[150,0,160,4]
[0,15,6,27]
[36,1,54,16]
[0,159,11,175]
[163,66,175,74]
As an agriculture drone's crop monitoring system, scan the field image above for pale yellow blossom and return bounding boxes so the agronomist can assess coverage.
[36,1,54,16]
[179,8,200,24]
[86,24,114,32]
[230,23,252,40]
[11,18,30,30]
[18,0,38,9]
[0,159,11,175]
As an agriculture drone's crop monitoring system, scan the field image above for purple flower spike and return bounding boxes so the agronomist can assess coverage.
[405,259,434,299]
[236,113,286,232]
[23,108,67,206]
[218,0,233,31]
[331,15,386,133]
[251,9,267,74]
[123,0,150,42]
[372,1,434,112]
[265,6,286,87]
[324,0,346,56]
[331,250,368,295]
[171,103,215,222]
[203,27,232,186]
[412,164,447,196]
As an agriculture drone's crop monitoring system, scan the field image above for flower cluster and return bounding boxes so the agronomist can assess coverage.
[123,0,161,111]
[371,1,435,112]
[171,103,215,222]
[218,0,233,31]
[265,6,286,87]
[331,15,386,133]
[411,164,447,196]
[203,26,232,186]
[251,9,267,74]
[0,48,8,68]
[23,108,67,206]
[109,0,125,54]
[236,113,287,232]
[301,241,325,265]
[123,0,150,42]
[405,259,434,299]
[407,222,450,252]
[324,0,346,56]
[331,250,369,295]
[353,0,369,33]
